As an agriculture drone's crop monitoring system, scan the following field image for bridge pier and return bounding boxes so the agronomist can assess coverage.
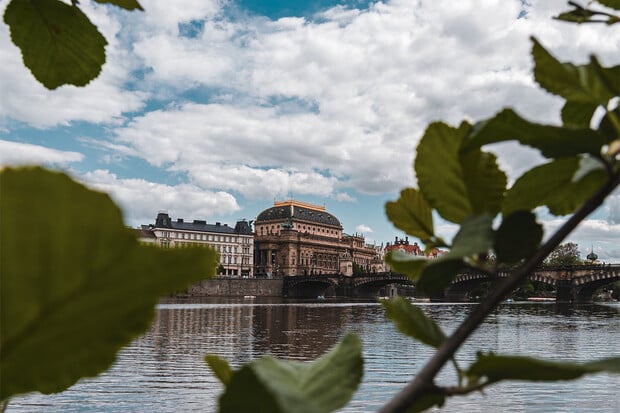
[555,280,575,303]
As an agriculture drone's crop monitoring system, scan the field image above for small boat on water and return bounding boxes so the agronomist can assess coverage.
[527,297,556,302]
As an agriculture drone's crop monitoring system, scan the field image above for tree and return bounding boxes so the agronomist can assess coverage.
[2,1,620,413]
[545,242,582,266]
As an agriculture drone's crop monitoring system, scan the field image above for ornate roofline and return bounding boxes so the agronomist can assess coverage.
[273,199,325,212]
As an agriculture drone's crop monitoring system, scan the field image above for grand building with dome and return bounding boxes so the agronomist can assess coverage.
[254,200,383,276]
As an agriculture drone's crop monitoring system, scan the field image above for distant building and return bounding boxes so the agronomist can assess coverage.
[253,199,381,276]
[383,236,446,270]
[145,212,254,277]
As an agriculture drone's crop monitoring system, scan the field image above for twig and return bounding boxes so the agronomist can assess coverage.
[379,172,620,413]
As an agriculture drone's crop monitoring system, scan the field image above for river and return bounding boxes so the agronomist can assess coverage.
[6,299,620,412]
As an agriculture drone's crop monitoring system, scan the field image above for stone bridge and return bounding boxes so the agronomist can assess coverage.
[282,264,620,302]
[443,264,620,303]
[283,272,412,298]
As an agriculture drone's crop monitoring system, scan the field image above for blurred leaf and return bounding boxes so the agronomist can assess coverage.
[218,333,363,413]
[443,214,494,260]
[382,297,446,348]
[465,109,608,158]
[532,37,615,105]
[4,0,107,89]
[206,355,233,386]
[385,188,434,242]
[503,156,607,216]
[460,150,507,217]
[417,259,464,294]
[0,167,218,401]
[598,107,620,143]
[385,251,428,281]
[555,8,596,24]
[589,58,620,96]
[561,101,598,128]
[93,0,144,10]
[404,390,445,413]
[468,353,620,384]
[598,0,620,11]
[494,211,543,263]
[416,215,493,293]
[416,122,473,223]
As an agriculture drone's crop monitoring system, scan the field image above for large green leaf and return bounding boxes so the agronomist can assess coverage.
[460,150,507,217]
[561,101,598,128]
[385,251,428,281]
[385,188,434,242]
[94,0,144,11]
[532,37,615,105]
[464,109,608,158]
[417,259,464,294]
[503,156,608,216]
[494,211,543,264]
[468,353,620,384]
[217,333,363,413]
[416,214,494,293]
[415,122,473,223]
[0,167,218,400]
[382,297,446,348]
[443,214,495,260]
[4,0,107,89]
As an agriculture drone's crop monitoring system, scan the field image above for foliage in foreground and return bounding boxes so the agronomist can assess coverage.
[0,167,218,401]
[1,1,620,413]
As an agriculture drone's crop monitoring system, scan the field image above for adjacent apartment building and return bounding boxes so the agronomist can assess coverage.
[143,212,254,277]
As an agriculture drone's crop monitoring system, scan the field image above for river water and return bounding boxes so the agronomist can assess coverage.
[7,299,620,412]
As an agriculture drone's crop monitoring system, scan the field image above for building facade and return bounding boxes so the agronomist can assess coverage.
[146,212,254,277]
[254,200,381,276]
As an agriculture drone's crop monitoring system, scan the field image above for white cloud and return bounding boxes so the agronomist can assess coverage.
[0,140,84,166]
[356,224,373,233]
[80,169,240,226]
[93,0,620,203]
[0,2,146,128]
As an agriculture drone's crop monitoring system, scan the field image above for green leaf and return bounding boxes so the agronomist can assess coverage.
[464,109,608,158]
[554,8,597,24]
[561,101,598,128]
[444,214,495,260]
[598,107,620,143]
[385,188,434,242]
[416,214,493,293]
[404,390,445,413]
[417,259,464,293]
[415,122,473,223]
[494,211,543,263]
[382,297,446,348]
[503,156,608,216]
[3,0,107,89]
[0,167,218,401]
[532,37,615,105]
[93,0,144,11]
[468,353,620,384]
[218,333,363,413]
[597,0,620,12]
[385,251,428,281]
[206,355,233,386]
[460,150,507,217]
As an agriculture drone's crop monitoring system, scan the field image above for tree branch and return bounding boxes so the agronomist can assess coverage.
[379,172,620,413]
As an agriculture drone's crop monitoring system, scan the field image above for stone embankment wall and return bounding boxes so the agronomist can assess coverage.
[188,277,284,297]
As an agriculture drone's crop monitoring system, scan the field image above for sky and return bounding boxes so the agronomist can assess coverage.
[1,0,619,262]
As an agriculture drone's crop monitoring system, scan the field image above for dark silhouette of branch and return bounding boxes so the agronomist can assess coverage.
[379,171,620,413]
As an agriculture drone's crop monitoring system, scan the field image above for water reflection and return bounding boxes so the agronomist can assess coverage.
[7,300,620,413]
